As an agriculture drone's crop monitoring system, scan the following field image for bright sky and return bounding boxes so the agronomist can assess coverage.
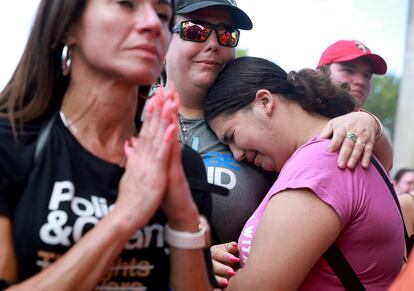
[0,0,409,90]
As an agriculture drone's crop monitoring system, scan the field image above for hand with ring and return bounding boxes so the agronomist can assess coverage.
[319,111,382,169]
[346,132,358,143]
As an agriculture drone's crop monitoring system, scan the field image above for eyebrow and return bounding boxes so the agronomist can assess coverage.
[341,62,373,74]
[158,0,171,4]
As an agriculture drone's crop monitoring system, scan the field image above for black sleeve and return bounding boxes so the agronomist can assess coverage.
[181,144,219,288]
[0,119,36,218]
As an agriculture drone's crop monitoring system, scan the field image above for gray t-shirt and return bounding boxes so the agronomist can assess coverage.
[179,115,276,243]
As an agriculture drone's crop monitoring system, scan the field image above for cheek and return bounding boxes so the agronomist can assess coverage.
[331,71,349,84]
[160,30,172,56]
[222,47,236,62]
[168,39,198,65]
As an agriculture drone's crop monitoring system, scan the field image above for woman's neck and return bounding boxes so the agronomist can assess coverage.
[279,103,330,153]
[171,79,207,119]
[61,81,139,165]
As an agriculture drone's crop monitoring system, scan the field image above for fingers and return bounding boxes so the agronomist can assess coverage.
[319,122,334,140]
[336,130,371,169]
[212,259,236,279]
[211,242,239,258]
[211,242,239,288]
[341,138,365,169]
[360,141,374,168]
[327,127,346,153]
[211,242,240,266]
[327,111,380,169]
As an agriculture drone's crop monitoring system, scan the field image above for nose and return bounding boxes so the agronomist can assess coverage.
[204,29,220,52]
[351,73,366,88]
[135,4,162,36]
[229,144,245,161]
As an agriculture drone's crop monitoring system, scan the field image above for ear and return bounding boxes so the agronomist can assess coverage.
[63,22,79,46]
[254,89,275,116]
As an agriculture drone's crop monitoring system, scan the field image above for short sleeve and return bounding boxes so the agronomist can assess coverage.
[0,119,36,217]
[269,139,362,228]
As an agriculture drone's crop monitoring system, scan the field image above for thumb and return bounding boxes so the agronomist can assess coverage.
[319,122,333,139]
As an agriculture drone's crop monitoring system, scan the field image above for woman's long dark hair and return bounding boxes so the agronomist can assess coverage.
[0,0,175,138]
[205,56,355,122]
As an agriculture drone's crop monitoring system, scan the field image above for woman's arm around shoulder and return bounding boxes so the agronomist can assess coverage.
[320,111,393,171]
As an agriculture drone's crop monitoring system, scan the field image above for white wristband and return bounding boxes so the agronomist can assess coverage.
[165,216,210,249]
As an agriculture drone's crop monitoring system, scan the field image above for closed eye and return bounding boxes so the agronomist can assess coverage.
[223,131,234,144]
[117,0,134,9]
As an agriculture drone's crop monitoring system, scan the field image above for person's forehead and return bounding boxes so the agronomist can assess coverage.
[401,171,414,180]
[339,58,374,74]
[178,7,234,25]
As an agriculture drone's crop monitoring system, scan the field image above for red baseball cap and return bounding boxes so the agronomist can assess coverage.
[317,40,387,75]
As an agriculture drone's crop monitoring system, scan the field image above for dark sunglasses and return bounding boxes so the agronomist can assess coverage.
[173,20,240,48]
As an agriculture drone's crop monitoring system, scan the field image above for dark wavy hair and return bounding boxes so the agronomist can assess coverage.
[205,56,355,122]
[0,0,175,138]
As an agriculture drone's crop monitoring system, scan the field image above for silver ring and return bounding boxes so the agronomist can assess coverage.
[346,132,358,143]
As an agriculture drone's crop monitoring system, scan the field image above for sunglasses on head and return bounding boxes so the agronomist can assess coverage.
[173,20,240,48]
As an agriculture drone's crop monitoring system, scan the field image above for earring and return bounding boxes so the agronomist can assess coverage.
[61,45,72,76]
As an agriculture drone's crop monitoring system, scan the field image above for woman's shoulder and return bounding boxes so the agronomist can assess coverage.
[0,117,43,145]
[282,137,336,172]
[399,193,414,211]
[0,118,42,179]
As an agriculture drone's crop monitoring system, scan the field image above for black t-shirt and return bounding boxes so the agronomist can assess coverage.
[0,116,213,290]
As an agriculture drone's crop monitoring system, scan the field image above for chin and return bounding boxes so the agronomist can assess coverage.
[129,69,161,86]
[260,162,276,172]
[195,73,220,88]
[354,96,368,108]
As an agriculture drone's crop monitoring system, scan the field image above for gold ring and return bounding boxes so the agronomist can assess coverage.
[346,132,358,143]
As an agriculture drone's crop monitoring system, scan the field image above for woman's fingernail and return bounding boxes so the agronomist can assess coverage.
[338,160,345,168]
[219,278,229,287]
[227,269,236,276]
[228,255,240,263]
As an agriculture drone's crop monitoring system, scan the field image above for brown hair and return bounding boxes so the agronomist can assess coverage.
[0,0,175,139]
[0,1,86,132]
[205,56,355,122]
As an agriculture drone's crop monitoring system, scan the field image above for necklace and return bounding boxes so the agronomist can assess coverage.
[59,110,137,167]
[178,114,204,144]
[59,110,78,134]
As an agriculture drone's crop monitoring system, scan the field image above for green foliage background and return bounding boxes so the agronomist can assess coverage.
[364,74,400,140]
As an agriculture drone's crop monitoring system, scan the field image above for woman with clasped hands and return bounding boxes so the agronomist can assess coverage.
[0,0,212,290]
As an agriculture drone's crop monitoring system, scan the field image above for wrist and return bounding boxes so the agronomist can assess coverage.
[353,108,383,140]
[167,207,199,231]
[108,204,147,235]
[165,215,211,249]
